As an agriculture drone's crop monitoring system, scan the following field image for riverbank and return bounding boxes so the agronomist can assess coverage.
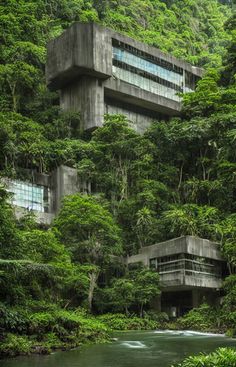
[1,302,235,359]
[0,305,159,358]
[2,330,236,367]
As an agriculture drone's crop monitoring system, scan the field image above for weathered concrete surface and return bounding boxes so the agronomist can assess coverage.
[46,23,112,90]
[46,22,203,89]
[51,165,87,213]
[129,236,223,261]
[60,77,105,129]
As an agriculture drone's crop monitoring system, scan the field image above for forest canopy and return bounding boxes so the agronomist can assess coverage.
[0,0,236,359]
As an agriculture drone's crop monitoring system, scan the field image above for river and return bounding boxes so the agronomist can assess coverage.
[1,330,236,367]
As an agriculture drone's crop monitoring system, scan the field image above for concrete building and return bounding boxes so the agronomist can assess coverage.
[2,165,90,225]
[127,236,225,317]
[46,22,203,133]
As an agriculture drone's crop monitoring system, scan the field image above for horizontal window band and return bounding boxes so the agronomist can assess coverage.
[113,59,183,92]
[112,39,183,75]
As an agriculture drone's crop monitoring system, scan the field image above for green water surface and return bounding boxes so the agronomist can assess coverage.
[1,330,236,367]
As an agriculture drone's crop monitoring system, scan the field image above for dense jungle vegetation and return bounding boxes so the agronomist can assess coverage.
[0,0,236,361]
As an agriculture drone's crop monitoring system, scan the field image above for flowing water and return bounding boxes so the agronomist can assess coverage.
[1,330,236,367]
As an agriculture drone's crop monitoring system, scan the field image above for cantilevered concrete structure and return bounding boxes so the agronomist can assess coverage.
[46,23,203,133]
[127,236,225,316]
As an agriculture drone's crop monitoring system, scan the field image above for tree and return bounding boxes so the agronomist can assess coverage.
[108,278,136,315]
[98,267,160,316]
[221,11,236,86]
[54,194,122,311]
[163,204,220,238]
[132,268,160,317]
[0,186,21,259]
[215,214,236,274]
[135,207,157,249]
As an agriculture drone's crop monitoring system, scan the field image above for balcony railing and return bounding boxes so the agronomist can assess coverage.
[151,258,221,278]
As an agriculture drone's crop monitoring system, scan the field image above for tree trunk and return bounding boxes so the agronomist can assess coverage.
[88,270,99,312]
[140,302,144,318]
[178,161,184,190]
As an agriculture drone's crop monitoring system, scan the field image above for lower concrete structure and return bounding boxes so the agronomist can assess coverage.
[2,165,90,225]
[127,236,225,317]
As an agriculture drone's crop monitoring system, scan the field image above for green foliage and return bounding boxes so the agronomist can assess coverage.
[163,204,220,238]
[96,267,160,316]
[0,334,32,357]
[0,186,21,259]
[97,313,158,330]
[0,305,110,357]
[0,0,236,358]
[0,303,30,334]
[54,193,122,311]
[221,275,236,334]
[173,348,236,367]
[0,0,231,116]
[133,268,160,316]
[54,193,122,262]
[177,304,221,332]
[215,215,236,270]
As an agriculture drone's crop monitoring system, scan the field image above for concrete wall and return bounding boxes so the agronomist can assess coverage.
[105,101,158,133]
[46,22,203,89]
[50,165,90,213]
[46,23,112,90]
[104,77,181,117]
[186,236,222,260]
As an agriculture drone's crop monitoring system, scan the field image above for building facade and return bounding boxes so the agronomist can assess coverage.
[127,236,225,317]
[46,22,203,133]
[2,166,90,225]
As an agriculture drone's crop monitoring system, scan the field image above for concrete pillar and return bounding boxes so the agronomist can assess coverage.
[192,289,202,308]
[60,76,105,130]
[51,165,81,213]
[151,294,162,312]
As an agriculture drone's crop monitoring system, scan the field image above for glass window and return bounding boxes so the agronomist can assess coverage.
[6,179,49,213]
[112,65,181,102]
[113,47,184,87]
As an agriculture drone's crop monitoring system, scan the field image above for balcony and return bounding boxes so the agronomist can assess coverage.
[150,256,223,290]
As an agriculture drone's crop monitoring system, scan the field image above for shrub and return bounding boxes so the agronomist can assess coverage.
[176,304,220,332]
[0,303,30,334]
[144,311,169,324]
[97,313,158,330]
[173,348,236,367]
[0,334,32,357]
[29,312,56,334]
[42,332,63,349]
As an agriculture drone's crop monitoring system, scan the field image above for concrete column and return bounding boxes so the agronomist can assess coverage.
[60,76,105,130]
[192,289,202,309]
[51,165,81,213]
[151,294,162,312]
